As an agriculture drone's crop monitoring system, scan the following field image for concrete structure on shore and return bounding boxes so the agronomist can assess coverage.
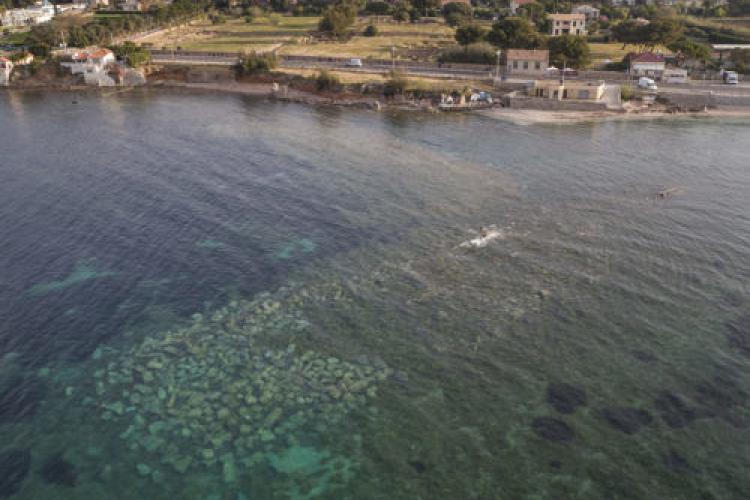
[61,48,117,86]
[548,13,587,36]
[0,57,13,86]
[529,80,606,101]
[505,49,549,76]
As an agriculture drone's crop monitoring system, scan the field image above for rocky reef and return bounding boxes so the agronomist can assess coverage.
[80,293,390,483]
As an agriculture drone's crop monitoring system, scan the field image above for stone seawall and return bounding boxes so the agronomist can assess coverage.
[506,96,611,112]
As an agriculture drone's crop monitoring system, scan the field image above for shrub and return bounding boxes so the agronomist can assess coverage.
[268,13,281,26]
[365,0,391,14]
[384,70,409,96]
[363,24,379,37]
[210,14,226,25]
[438,42,496,64]
[238,51,278,75]
[315,68,340,90]
[621,84,634,101]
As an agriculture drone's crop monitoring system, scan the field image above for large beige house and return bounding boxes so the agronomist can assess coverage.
[505,49,549,75]
[548,13,587,36]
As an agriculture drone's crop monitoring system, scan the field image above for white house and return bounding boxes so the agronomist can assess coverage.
[0,57,13,86]
[571,4,600,21]
[548,14,587,36]
[61,48,117,86]
[629,52,666,78]
[0,0,54,26]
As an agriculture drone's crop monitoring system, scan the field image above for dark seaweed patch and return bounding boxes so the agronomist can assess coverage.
[631,350,658,363]
[726,313,750,357]
[654,391,698,429]
[532,417,575,442]
[663,448,693,473]
[408,460,427,474]
[0,449,31,498]
[40,453,77,487]
[0,376,44,424]
[546,383,587,414]
[598,407,653,434]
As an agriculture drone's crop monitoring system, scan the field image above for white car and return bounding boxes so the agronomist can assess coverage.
[346,58,363,68]
[724,71,739,85]
[638,77,658,92]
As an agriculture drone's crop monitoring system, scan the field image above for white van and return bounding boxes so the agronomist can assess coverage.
[346,58,363,68]
[662,69,688,84]
[638,77,658,92]
[724,71,739,85]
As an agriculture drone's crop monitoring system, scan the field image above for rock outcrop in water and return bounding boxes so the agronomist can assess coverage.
[84,292,390,481]
[0,449,31,498]
[546,383,587,414]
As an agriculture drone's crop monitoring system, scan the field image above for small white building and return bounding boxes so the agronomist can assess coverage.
[0,57,13,86]
[629,52,666,78]
[571,4,600,22]
[548,14,587,36]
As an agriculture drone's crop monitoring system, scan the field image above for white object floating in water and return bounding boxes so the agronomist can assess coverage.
[460,226,504,249]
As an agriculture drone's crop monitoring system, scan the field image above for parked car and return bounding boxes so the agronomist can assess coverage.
[724,71,739,85]
[346,58,363,68]
[638,77,658,92]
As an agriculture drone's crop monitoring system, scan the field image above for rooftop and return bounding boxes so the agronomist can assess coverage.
[506,49,549,61]
[630,52,666,63]
[548,13,586,20]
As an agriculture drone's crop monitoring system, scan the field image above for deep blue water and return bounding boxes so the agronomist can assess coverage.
[1,90,749,499]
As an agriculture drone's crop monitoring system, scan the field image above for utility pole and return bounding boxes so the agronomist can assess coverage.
[495,49,501,81]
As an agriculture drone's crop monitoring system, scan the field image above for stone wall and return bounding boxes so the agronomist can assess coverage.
[505,95,611,111]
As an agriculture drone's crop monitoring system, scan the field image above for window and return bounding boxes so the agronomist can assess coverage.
[573,21,576,26]
[578,90,589,99]
[513,61,518,69]
[523,61,528,69]
[563,89,568,98]
[535,61,541,70]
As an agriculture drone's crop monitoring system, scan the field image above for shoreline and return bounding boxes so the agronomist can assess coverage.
[4,80,750,122]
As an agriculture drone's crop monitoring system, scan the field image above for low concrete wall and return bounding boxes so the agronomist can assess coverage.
[506,95,610,111]
[662,91,750,109]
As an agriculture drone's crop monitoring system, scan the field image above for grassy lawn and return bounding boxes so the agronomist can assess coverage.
[140,16,320,51]
[280,18,455,60]
[138,14,457,59]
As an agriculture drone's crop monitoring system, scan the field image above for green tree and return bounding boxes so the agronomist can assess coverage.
[547,34,591,68]
[455,23,486,47]
[487,17,540,49]
[644,18,684,49]
[392,0,412,22]
[363,24,379,36]
[442,2,472,26]
[667,38,711,62]
[319,0,358,38]
[412,0,439,16]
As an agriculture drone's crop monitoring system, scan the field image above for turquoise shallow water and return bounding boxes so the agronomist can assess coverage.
[0,90,749,499]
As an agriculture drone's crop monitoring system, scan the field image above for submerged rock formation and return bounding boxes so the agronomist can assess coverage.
[84,293,390,480]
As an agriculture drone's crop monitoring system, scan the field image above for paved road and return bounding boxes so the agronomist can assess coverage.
[149,51,750,91]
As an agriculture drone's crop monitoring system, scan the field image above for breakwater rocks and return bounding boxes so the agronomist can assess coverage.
[81,295,391,482]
